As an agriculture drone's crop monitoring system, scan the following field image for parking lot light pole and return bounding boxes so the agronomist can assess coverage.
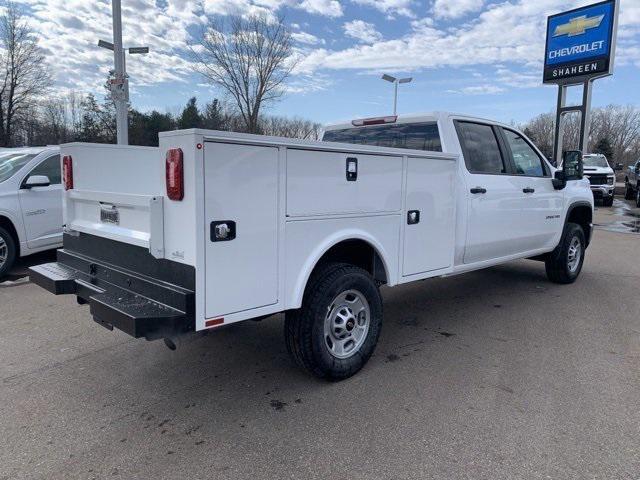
[382,74,413,115]
[98,0,149,145]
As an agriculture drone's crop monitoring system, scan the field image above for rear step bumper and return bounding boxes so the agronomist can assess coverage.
[29,234,195,340]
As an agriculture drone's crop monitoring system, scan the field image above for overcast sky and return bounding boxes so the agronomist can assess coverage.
[16,0,640,125]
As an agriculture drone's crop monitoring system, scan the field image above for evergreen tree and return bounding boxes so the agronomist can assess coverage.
[178,97,202,129]
[593,137,614,162]
[202,99,224,130]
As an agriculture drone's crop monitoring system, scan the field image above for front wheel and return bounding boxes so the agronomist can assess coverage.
[545,223,586,284]
[284,263,383,380]
[602,195,614,207]
[0,226,17,279]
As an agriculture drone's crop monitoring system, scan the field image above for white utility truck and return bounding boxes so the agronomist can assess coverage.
[31,113,593,380]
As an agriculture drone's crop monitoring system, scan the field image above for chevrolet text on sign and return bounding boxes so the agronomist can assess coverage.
[543,0,617,84]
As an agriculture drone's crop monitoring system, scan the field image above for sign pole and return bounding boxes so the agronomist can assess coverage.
[98,7,149,146]
[553,85,567,165]
[579,79,594,153]
[111,0,128,145]
[553,80,594,165]
[544,0,619,164]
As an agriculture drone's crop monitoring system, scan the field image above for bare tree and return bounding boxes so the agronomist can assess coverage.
[191,14,296,133]
[260,115,322,140]
[521,106,640,165]
[591,105,640,165]
[0,3,51,146]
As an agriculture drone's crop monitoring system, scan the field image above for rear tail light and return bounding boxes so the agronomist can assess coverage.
[62,155,73,190]
[166,148,184,201]
[352,115,397,126]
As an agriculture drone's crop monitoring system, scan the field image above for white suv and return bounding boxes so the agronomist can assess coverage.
[583,153,616,206]
[0,147,62,277]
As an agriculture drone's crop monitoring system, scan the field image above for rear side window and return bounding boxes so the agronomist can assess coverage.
[456,122,506,174]
[502,129,545,177]
[28,155,61,184]
[323,122,442,152]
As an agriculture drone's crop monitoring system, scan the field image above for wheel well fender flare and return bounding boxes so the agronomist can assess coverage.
[563,201,593,247]
[288,230,393,310]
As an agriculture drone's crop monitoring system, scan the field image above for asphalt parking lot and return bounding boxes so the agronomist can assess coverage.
[1,200,639,480]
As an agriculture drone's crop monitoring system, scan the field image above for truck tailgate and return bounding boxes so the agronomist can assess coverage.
[61,143,165,257]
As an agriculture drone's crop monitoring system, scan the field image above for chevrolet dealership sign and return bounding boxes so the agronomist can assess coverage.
[544,0,619,84]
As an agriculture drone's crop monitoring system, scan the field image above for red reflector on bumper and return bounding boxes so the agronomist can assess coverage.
[205,317,224,328]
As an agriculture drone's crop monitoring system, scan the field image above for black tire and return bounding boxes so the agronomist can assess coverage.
[602,195,614,207]
[0,226,17,279]
[636,187,640,208]
[625,180,634,200]
[545,223,586,284]
[284,262,383,380]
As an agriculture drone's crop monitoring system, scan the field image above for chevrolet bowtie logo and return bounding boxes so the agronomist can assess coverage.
[553,14,605,37]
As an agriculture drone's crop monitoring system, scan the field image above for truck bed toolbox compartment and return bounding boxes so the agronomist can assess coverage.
[286,149,402,216]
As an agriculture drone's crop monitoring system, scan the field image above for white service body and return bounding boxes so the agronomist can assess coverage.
[55,112,593,332]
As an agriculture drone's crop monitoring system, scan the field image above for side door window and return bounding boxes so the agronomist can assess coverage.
[25,155,61,184]
[456,122,506,174]
[501,129,546,177]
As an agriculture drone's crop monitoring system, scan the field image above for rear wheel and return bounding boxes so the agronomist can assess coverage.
[284,262,383,380]
[602,195,614,207]
[0,226,17,279]
[545,223,585,284]
[636,187,640,208]
[625,180,634,200]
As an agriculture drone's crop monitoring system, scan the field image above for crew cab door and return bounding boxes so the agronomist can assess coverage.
[18,154,63,249]
[456,121,529,264]
[498,127,563,252]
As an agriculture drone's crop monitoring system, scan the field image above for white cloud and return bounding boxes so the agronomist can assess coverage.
[352,0,415,18]
[344,20,382,43]
[21,0,197,92]
[292,31,326,45]
[12,0,640,102]
[433,0,484,19]
[298,0,640,74]
[447,85,505,95]
[298,0,344,17]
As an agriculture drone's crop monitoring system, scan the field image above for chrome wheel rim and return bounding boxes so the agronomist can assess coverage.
[0,234,7,271]
[567,236,582,273]
[324,289,370,359]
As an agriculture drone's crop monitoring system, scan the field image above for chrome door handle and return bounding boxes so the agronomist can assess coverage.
[210,221,236,242]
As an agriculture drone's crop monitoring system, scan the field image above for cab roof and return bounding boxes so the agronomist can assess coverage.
[324,112,508,132]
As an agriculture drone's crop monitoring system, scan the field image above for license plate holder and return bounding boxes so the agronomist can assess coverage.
[100,205,120,225]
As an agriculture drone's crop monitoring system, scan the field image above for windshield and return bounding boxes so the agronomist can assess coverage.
[323,122,442,152]
[583,155,609,168]
[0,153,37,183]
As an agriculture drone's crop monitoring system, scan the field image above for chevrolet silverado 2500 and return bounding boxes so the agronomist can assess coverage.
[30,113,593,380]
[582,153,615,206]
